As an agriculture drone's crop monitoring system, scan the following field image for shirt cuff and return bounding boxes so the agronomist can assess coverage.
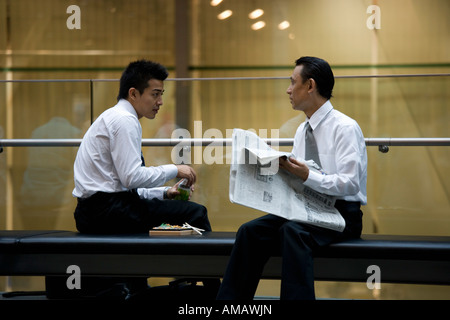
[137,187,165,200]
[162,164,178,181]
[303,169,323,190]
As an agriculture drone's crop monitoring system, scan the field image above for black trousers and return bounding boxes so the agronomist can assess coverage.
[74,190,211,234]
[66,191,215,299]
[216,200,363,300]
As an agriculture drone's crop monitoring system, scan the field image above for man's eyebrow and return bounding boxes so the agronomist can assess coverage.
[152,89,165,92]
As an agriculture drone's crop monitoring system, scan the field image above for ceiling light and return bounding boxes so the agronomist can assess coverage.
[217,10,232,20]
[278,20,290,30]
[210,0,223,6]
[251,21,266,30]
[248,9,264,19]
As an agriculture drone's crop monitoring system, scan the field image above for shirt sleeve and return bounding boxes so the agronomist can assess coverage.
[303,123,365,197]
[137,186,166,200]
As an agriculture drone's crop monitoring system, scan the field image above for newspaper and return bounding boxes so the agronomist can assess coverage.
[229,129,345,232]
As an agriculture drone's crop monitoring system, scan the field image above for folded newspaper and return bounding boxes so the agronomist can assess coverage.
[229,128,345,232]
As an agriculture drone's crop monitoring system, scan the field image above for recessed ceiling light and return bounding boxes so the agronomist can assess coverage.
[251,21,266,30]
[210,0,223,6]
[217,10,233,20]
[249,9,264,19]
[278,20,290,30]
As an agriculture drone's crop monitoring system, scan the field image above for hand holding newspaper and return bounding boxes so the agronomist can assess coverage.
[229,128,345,232]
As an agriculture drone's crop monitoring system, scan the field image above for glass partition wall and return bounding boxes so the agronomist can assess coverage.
[1,0,449,299]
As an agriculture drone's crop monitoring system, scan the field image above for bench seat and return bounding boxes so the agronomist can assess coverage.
[1,230,449,285]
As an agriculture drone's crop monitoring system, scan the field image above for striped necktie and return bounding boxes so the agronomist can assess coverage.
[304,122,321,167]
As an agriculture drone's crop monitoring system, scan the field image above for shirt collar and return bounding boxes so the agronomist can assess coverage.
[117,99,139,119]
[306,100,333,130]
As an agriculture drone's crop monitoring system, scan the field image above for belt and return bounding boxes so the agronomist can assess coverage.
[335,200,361,205]
[77,189,138,203]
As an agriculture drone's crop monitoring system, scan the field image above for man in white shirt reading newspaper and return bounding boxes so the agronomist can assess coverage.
[217,56,367,300]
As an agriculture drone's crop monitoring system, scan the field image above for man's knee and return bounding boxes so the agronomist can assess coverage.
[278,221,313,247]
[236,219,259,236]
[189,202,211,231]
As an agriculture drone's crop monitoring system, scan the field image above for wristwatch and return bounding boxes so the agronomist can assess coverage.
[163,186,171,199]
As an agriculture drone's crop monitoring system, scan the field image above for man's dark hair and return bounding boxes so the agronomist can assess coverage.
[117,60,169,101]
[295,56,334,100]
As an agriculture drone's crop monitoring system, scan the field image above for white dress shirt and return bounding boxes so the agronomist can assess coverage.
[73,99,178,199]
[292,100,367,205]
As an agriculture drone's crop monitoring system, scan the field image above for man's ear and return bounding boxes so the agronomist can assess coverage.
[307,78,316,94]
[128,87,138,101]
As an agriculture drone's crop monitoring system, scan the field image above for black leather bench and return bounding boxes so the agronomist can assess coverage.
[1,230,449,286]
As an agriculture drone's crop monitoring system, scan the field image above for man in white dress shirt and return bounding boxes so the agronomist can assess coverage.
[217,56,367,300]
[73,60,211,234]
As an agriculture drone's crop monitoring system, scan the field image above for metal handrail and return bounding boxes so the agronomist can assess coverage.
[0,73,449,83]
[1,138,449,151]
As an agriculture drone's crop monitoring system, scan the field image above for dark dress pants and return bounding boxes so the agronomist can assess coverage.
[217,200,362,300]
[74,189,211,234]
[64,190,213,299]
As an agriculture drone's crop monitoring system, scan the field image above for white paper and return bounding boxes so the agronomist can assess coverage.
[229,128,345,232]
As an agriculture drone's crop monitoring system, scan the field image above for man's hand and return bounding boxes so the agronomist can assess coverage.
[166,178,194,200]
[175,165,197,186]
[279,156,309,181]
